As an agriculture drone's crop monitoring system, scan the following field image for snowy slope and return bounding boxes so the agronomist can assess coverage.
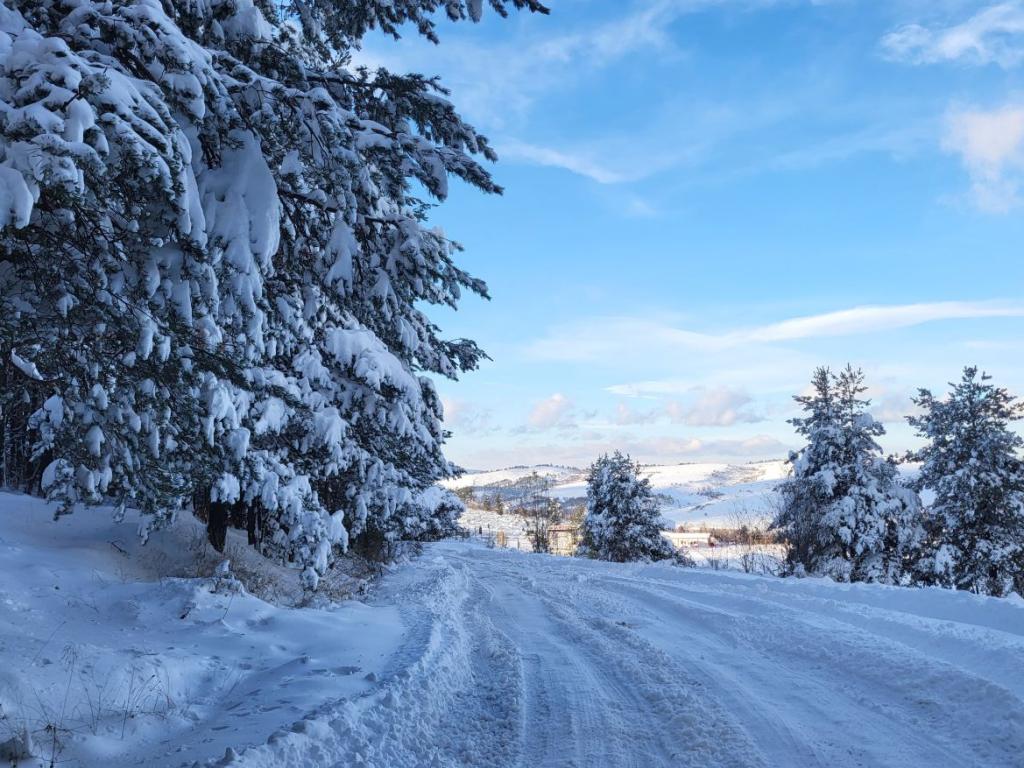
[545,460,789,529]
[0,493,403,768]
[225,541,1024,767]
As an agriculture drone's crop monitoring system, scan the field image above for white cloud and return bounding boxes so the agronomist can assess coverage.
[441,397,497,435]
[882,2,1024,68]
[665,386,764,427]
[608,380,700,398]
[526,393,575,430]
[452,432,790,469]
[359,0,926,188]
[868,393,918,425]
[623,196,661,218]
[533,0,681,64]
[943,103,1024,211]
[614,402,654,426]
[526,316,722,362]
[612,387,763,426]
[621,433,788,463]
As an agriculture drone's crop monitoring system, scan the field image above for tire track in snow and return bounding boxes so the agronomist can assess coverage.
[216,543,1024,768]
[583,569,1024,767]
[447,550,766,768]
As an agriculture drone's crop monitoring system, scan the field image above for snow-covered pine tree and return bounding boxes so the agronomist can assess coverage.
[0,0,547,588]
[906,367,1024,597]
[578,451,674,562]
[772,366,922,583]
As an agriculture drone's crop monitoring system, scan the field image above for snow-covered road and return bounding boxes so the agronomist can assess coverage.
[233,541,1024,768]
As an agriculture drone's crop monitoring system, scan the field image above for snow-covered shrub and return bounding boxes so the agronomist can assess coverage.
[578,452,675,563]
[906,367,1024,597]
[0,0,546,588]
[772,366,923,584]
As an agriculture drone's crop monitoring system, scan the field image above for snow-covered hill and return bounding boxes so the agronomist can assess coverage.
[446,460,790,529]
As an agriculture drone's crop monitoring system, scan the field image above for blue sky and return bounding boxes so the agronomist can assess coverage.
[361,0,1024,469]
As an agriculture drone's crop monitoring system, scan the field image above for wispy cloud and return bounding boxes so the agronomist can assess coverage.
[881,2,1024,68]
[868,392,919,425]
[747,301,1024,341]
[614,386,764,426]
[942,103,1024,211]
[358,0,941,191]
[498,140,629,184]
[356,0,693,129]
[526,301,1024,362]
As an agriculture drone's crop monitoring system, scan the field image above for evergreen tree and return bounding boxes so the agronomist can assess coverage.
[907,367,1024,597]
[0,0,547,588]
[773,366,922,583]
[578,452,674,562]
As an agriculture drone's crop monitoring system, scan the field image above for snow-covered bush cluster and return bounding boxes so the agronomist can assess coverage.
[578,451,676,563]
[0,0,546,588]
[773,365,1024,596]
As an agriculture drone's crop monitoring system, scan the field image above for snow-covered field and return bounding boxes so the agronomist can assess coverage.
[5,494,1024,767]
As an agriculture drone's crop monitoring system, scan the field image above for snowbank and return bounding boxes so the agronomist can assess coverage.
[0,493,403,767]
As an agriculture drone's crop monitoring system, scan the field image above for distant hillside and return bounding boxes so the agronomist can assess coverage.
[442,464,583,489]
[444,460,791,529]
[547,460,789,530]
